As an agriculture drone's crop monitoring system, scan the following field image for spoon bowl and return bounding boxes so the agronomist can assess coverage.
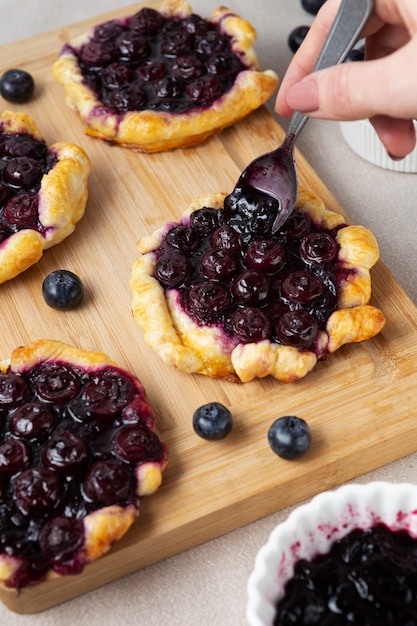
[227,0,374,232]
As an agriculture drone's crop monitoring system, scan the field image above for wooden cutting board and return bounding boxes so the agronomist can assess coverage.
[2,2,417,614]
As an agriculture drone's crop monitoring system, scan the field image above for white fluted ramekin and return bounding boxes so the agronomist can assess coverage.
[247,481,417,626]
[340,119,417,172]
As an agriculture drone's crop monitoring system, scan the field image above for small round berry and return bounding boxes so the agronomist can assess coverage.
[0,373,29,408]
[187,281,230,320]
[268,416,312,460]
[42,432,89,474]
[42,270,84,311]
[112,424,163,464]
[13,467,62,515]
[154,253,191,288]
[0,438,31,475]
[231,270,271,307]
[288,26,310,53]
[301,0,327,15]
[34,363,81,404]
[0,69,34,103]
[192,402,232,440]
[345,46,365,62]
[83,460,131,505]
[39,516,84,564]
[10,402,56,441]
[277,309,318,349]
[231,307,271,343]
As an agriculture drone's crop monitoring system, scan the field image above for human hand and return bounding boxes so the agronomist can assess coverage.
[275,0,417,158]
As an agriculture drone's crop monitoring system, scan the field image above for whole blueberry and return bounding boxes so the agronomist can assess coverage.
[268,416,311,460]
[42,270,84,310]
[192,402,232,440]
[301,0,327,15]
[0,69,35,103]
[288,26,310,54]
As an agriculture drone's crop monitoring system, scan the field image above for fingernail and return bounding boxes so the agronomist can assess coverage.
[286,79,319,113]
[387,152,405,162]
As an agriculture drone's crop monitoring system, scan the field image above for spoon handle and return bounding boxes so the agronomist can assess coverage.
[283,0,374,150]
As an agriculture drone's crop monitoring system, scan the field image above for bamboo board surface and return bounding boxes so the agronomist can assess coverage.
[2,2,417,614]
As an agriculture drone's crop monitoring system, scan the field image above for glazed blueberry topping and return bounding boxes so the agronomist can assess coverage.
[192,402,233,440]
[71,8,247,114]
[42,270,85,311]
[275,523,417,624]
[83,460,131,505]
[268,416,312,460]
[0,130,56,240]
[277,310,319,348]
[0,439,31,475]
[231,307,271,343]
[42,432,88,474]
[152,193,344,351]
[0,69,35,103]
[39,516,85,568]
[0,359,165,587]
[10,402,56,441]
[13,467,62,515]
[113,424,164,464]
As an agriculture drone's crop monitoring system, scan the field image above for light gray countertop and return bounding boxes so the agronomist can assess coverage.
[1,1,416,624]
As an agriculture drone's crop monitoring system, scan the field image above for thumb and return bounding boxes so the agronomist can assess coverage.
[285,42,417,122]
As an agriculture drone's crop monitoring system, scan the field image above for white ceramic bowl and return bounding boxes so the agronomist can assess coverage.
[340,119,417,173]
[247,481,417,626]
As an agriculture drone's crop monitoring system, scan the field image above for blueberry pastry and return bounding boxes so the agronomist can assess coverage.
[52,0,278,152]
[130,187,385,383]
[0,110,90,283]
[0,340,168,588]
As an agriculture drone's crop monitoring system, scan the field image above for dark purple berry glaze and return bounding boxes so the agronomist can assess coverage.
[275,524,417,625]
[152,191,350,351]
[0,129,57,243]
[66,7,247,114]
[0,359,166,588]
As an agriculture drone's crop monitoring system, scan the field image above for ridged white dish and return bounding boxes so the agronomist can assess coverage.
[340,119,417,172]
[247,481,417,626]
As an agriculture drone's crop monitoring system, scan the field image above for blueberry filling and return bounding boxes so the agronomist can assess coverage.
[152,192,348,351]
[0,361,165,588]
[0,131,57,242]
[275,524,417,625]
[69,7,246,114]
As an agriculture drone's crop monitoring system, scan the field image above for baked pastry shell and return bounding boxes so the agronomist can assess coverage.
[130,188,386,383]
[0,110,90,284]
[52,0,279,152]
[0,339,168,587]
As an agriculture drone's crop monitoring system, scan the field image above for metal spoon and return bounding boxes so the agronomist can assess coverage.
[227,0,374,233]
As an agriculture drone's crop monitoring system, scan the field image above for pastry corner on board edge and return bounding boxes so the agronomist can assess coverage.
[0,109,90,284]
[129,186,386,384]
[52,0,279,152]
[0,339,168,590]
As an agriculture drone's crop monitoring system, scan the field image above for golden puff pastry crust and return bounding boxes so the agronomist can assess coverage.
[0,339,167,589]
[0,110,90,284]
[130,188,385,384]
[52,0,278,152]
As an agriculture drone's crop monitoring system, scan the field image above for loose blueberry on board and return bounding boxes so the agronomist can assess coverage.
[0,69,35,103]
[42,270,84,310]
[192,402,233,440]
[288,26,310,53]
[301,0,327,15]
[268,416,312,460]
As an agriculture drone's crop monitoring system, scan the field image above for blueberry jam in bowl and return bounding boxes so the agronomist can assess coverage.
[247,482,417,625]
